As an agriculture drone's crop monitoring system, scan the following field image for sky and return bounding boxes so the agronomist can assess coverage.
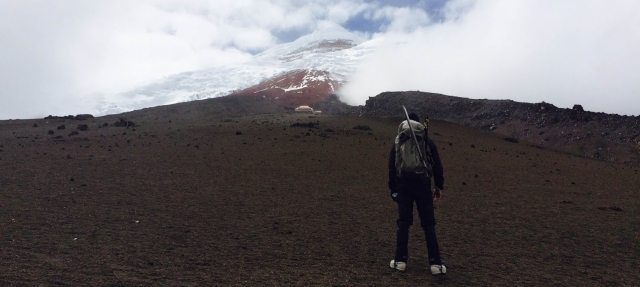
[0,0,639,119]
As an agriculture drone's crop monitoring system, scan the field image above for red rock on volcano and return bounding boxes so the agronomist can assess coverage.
[230,69,340,107]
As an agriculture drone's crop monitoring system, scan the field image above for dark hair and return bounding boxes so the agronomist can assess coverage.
[408,112,420,122]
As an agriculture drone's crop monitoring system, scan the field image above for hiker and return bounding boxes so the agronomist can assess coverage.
[388,112,446,275]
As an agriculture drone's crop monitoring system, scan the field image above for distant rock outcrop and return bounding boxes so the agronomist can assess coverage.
[75,114,95,120]
[45,114,94,120]
[313,94,350,115]
[361,91,640,164]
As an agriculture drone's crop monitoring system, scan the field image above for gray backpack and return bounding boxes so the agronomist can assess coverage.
[395,120,432,178]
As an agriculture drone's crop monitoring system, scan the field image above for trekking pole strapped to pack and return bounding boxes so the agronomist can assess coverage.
[402,105,429,171]
[394,106,432,179]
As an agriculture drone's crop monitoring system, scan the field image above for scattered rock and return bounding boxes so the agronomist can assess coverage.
[45,114,94,120]
[68,131,79,136]
[48,130,54,135]
[353,125,372,131]
[572,105,584,112]
[75,114,94,120]
[57,125,66,130]
[291,122,319,129]
[113,118,136,128]
[45,115,74,120]
[504,137,519,143]
[570,105,590,122]
[598,206,624,212]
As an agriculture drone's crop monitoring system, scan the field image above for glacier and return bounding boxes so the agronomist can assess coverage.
[98,28,378,115]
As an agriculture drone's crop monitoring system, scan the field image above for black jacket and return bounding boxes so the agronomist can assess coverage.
[388,138,444,191]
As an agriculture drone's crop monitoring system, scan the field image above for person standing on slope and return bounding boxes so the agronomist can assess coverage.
[388,112,447,275]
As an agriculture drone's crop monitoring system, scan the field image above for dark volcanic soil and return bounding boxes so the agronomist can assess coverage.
[1,109,639,286]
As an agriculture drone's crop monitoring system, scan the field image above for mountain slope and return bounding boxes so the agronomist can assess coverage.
[99,28,374,115]
[229,69,340,107]
[1,102,638,285]
[361,91,640,164]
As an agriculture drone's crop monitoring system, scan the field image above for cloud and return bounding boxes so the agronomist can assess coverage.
[0,0,376,119]
[370,6,432,32]
[0,1,246,118]
[3,0,636,119]
[341,0,640,115]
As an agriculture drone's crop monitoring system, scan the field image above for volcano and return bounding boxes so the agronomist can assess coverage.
[102,28,373,114]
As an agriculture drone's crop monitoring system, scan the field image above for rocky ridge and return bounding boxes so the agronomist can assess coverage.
[361,91,640,164]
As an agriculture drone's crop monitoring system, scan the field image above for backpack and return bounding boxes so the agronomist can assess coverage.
[395,120,433,179]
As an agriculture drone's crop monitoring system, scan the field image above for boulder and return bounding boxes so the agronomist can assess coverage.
[114,118,136,128]
[75,114,94,120]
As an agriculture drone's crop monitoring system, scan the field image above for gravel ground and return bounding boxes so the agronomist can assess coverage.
[1,111,638,286]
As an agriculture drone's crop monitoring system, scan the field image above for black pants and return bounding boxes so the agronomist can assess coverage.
[395,177,442,265]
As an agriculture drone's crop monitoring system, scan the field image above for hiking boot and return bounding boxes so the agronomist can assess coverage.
[430,264,447,275]
[389,260,407,271]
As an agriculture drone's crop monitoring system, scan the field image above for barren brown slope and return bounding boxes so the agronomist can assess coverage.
[230,69,340,107]
[362,91,640,164]
[0,106,639,286]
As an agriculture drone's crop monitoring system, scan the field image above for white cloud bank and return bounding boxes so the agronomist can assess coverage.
[0,0,374,119]
[342,0,640,115]
[1,0,639,119]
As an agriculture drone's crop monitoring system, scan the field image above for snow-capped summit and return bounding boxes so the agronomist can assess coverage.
[98,27,374,114]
